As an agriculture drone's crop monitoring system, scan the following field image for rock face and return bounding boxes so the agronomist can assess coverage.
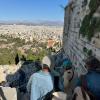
[0,61,41,100]
[0,87,17,100]
[63,0,100,76]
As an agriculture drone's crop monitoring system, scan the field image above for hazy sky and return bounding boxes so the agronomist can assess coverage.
[0,0,68,21]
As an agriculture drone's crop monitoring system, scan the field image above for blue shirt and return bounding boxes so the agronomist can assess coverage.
[27,70,53,100]
[77,70,100,99]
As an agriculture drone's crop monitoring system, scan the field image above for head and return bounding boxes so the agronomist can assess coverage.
[62,59,72,71]
[42,56,51,72]
[85,56,100,70]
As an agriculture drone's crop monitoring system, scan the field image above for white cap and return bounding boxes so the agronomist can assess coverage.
[42,56,51,68]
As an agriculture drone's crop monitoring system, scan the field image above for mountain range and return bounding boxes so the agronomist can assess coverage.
[0,20,63,26]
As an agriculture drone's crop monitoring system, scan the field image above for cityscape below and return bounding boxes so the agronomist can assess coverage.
[0,0,100,100]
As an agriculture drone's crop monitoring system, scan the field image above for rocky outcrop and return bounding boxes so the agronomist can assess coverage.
[0,87,17,100]
[0,65,20,83]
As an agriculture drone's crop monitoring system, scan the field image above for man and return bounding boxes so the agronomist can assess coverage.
[76,56,100,100]
[27,56,53,100]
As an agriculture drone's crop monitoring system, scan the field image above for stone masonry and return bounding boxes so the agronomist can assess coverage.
[63,0,100,76]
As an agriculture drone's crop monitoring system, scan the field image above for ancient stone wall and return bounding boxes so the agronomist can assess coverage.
[63,0,100,76]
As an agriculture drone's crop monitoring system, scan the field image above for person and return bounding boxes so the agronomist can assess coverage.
[52,58,72,92]
[63,59,78,100]
[62,59,73,92]
[76,56,100,100]
[27,56,53,100]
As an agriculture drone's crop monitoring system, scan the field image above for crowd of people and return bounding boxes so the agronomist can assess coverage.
[26,55,100,100]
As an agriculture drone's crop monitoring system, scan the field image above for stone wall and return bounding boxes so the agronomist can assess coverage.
[63,0,100,76]
[0,87,17,100]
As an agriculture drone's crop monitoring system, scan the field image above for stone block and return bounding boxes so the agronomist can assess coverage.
[0,86,17,100]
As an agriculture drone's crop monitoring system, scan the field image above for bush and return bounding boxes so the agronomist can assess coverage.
[83,47,88,52]
[26,49,48,61]
[87,49,92,56]
[83,47,93,56]
[89,0,100,13]
[0,49,16,64]
[0,35,48,65]
[79,0,100,41]
[79,15,93,41]
[94,18,100,32]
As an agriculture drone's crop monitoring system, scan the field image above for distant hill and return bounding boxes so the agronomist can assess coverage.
[0,20,63,26]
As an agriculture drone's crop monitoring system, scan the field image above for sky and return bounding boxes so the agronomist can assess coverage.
[0,0,68,22]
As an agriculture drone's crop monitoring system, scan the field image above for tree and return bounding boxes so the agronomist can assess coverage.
[21,55,26,61]
[15,53,19,65]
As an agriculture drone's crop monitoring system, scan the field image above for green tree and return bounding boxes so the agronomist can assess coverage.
[15,53,19,65]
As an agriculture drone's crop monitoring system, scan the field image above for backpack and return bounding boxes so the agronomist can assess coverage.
[80,75,96,100]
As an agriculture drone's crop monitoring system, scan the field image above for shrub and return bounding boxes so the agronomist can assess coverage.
[79,0,100,41]
[83,47,88,52]
[87,49,92,56]
[89,0,100,13]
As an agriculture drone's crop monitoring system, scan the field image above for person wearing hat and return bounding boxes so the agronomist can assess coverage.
[62,59,72,70]
[63,60,73,88]
[27,56,53,100]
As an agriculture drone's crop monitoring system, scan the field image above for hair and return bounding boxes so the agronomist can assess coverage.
[65,66,72,70]
[42,64,50,72]
[86,56,100,69]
